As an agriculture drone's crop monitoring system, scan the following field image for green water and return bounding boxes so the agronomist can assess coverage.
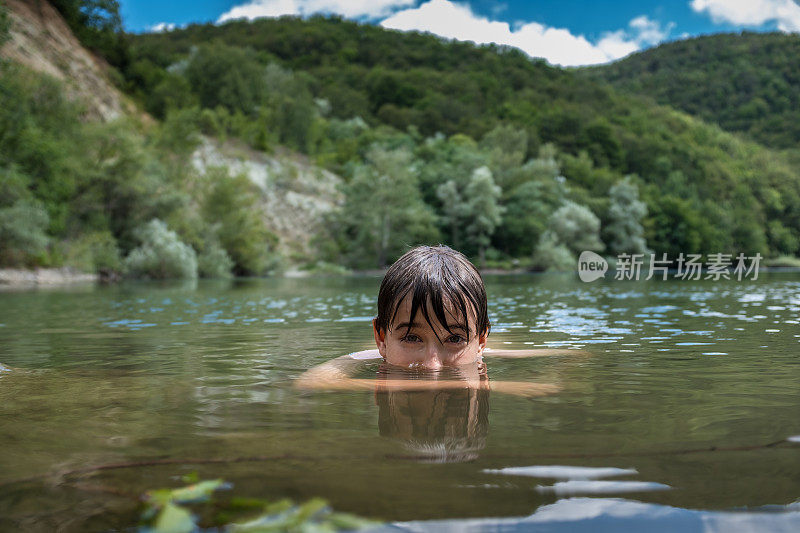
[0,273,799,531]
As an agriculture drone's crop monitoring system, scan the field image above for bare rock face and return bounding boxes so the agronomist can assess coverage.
[0,0,133,121]
[0,1,343,267]
[192,138,343,260]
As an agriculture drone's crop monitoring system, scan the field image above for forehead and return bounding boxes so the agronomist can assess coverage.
[389,292,476,329]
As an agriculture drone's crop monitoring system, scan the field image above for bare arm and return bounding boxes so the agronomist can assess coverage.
[294,351,561,397]
[294,351,380,390]
[294,351,485,392]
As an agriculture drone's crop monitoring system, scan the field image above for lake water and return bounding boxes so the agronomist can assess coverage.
[1,273,799,531]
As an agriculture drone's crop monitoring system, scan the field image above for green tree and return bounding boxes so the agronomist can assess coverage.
[480,124,527,188]
[645,195,704,257]
[64,230,121,273]
[531,231,574,272]
[74,120,180,252]
[417,134,487,208]
[604,176,650,255]
[494,144,566,256]
[578,118,624,169]
[463,166,504,267]
[148,73,198,118]
[50,0,128,67]
[533,201,603,271]
[184,43,267,115]
[197,240,234,279]
[333,145,438,268]
[436,179,468,249]
[0,200,50,266]
[767,220,799,256]
[0,63,85,237]
[202,169,277,276]
[261,63,318,152]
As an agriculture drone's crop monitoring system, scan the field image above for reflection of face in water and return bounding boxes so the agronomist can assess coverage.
[374,363,490,463]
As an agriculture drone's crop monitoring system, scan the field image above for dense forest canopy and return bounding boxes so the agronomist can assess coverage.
[2,0,799,276]
[581,31,800,151]
[120,16,800,264]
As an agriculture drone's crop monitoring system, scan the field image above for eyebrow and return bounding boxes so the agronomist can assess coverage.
[393,321,468,332]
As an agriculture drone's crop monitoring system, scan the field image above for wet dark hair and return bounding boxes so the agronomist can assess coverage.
[375,245,490,343]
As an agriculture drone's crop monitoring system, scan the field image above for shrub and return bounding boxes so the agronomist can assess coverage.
[0,200,50,266]
[545,201,604,254]
[198,241,234,278]
[65,230,122,273]
[532,201,603,271]
[605,176,650,255]
[203,170,278,276]
[123,219,197,279]
[532,231,575,271]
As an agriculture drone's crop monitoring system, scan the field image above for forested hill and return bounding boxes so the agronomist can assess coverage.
[581,32,800,151]
[2,2,800,277]
[125,17,800,262]
[127,16,567,140]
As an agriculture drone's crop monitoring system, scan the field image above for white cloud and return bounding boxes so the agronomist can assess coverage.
[691,0,800,32]
[217,0,673,66]
[594,30,640,61]
[629,15,673,45]
[380,0,672,66]
[149,22,177,32]
[218,0,415,23]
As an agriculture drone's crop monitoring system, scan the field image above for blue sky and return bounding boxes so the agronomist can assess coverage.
[119,0,800,66]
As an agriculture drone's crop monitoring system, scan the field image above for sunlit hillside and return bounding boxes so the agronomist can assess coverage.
[1,1,799,278]
[582,31,800,151]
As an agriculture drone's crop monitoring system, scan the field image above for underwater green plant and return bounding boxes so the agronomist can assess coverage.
[140,475,381,533]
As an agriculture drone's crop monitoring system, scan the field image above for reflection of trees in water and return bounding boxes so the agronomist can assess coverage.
[375,364,490,463]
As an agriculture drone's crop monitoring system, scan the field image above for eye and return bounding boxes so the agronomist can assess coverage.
[400,333,421,343]
[446,334,467,344]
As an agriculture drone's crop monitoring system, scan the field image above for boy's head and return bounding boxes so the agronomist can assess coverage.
[373,245,489,369]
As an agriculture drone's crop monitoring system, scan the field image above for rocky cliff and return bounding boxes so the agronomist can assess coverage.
[0,0,134,121]
[0,0,341,266]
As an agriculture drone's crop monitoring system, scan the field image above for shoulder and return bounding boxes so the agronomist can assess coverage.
[347,349,382,360]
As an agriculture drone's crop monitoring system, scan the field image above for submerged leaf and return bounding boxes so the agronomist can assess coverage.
[229,497,379,532]
[153,502,195,533]
[293,498,329,524]
[140,477,381,532]
[263,498,295,515]
[146,489,176,509]
[229,507,297,532]
[169,479,227,503]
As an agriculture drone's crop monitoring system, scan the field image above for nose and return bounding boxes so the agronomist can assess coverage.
[421,343,443,370]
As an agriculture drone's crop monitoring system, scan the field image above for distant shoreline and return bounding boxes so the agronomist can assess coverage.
[2,265,799,290]
[0,268,98,289]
